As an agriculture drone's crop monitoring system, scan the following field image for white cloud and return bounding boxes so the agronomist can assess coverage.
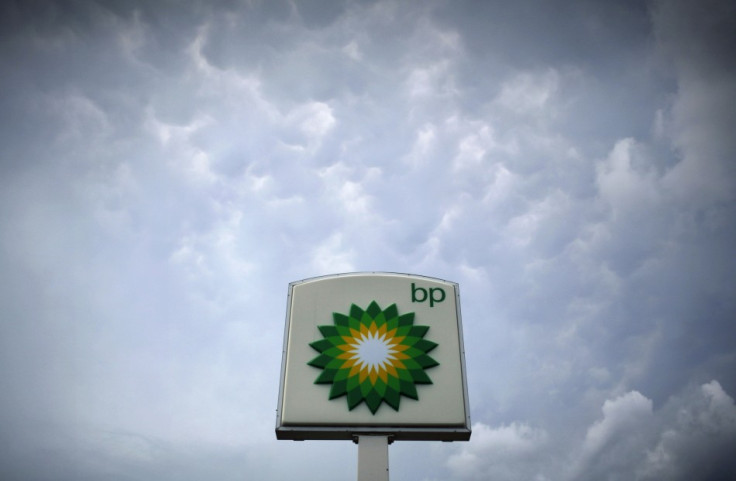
[44,92,112,145]
[342,40,362,60]
[447,422,550,481]
[503,189,571,248]
[448,383,736,481]
[495,69,560,115]
[407,60,456,99]
[637,380,736,480]
[311,231,355,274]
[403,123,438,168]
[1,1,734,480]
[570,382,736,480]
[578,390,653,461]
[451,123,517,171]
[596,138,660,218]
[284,100,336,149]
[317,161,380,219]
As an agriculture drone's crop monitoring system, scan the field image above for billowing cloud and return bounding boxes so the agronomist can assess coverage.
[0,0,734,480]
[446,381,736,481]
[446,422,550,480]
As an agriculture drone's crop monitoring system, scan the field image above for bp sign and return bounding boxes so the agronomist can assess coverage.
[276,272,471,441]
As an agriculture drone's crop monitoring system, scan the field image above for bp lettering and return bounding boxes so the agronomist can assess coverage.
[411,283,446,307]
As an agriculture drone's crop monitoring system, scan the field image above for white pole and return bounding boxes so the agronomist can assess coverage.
[357,435,389,481]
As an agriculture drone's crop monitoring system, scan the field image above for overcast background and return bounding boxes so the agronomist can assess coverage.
[1,1,735,480]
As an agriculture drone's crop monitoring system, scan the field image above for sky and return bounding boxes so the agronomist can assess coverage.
[1,0,735,480]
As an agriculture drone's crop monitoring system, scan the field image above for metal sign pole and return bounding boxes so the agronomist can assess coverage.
[356,435,389,481]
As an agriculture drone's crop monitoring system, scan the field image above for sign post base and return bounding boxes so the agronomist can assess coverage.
[356,435,389,481]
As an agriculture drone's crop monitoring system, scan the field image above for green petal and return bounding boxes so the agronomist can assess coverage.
[360,379,372,396]
[366,301,382,318]
[397,368,413,381]
[327,335,346,346]
[383,304,398,322]
[329,379,347,398]
[398,336,420,346]
[415,354,439,369]
[387,373,400,390]
[307,354,331,368]
[384,387,400,410]
[347,386,363,409]
[347,374,360,391]
[396,326,412,337]
[404,347,424,358]
[349,318,361,331]
[413,339,438,353]
[326,358,345,369]
[366,390,383,414]
[408,325,429,338]
[322,346,345,357]
[374,377,387,397]
[318,325,339,337]
[309,339,332,352]
[349,304,364,320]
[410,369,433,384]
[402,358,421,370]
[316,369,337,383]
[398,313,415,327]
[333,312,350,327]
[307,300,440,416]
[334,367,351,381]
[334,325,351,337]
[399,380,418,400]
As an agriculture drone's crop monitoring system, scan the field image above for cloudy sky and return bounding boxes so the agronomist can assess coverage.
[1,0,735,479]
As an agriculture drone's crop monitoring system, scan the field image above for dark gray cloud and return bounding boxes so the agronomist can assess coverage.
[446,380,736,481]
[0,0,734,479]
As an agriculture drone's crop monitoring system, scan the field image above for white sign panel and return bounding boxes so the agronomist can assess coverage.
[276,272,471,441]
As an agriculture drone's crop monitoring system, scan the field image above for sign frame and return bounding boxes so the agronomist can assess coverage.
[275,272,471,441]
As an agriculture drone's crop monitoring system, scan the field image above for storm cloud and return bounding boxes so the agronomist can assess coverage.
[1,1,734,480]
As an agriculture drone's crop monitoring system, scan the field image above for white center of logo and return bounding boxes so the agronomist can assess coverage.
[356,333,391,371]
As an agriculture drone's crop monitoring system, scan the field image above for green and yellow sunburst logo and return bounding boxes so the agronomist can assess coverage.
[307,301,439,414]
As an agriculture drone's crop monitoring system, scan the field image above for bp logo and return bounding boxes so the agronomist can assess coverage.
[307,301,439,414]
